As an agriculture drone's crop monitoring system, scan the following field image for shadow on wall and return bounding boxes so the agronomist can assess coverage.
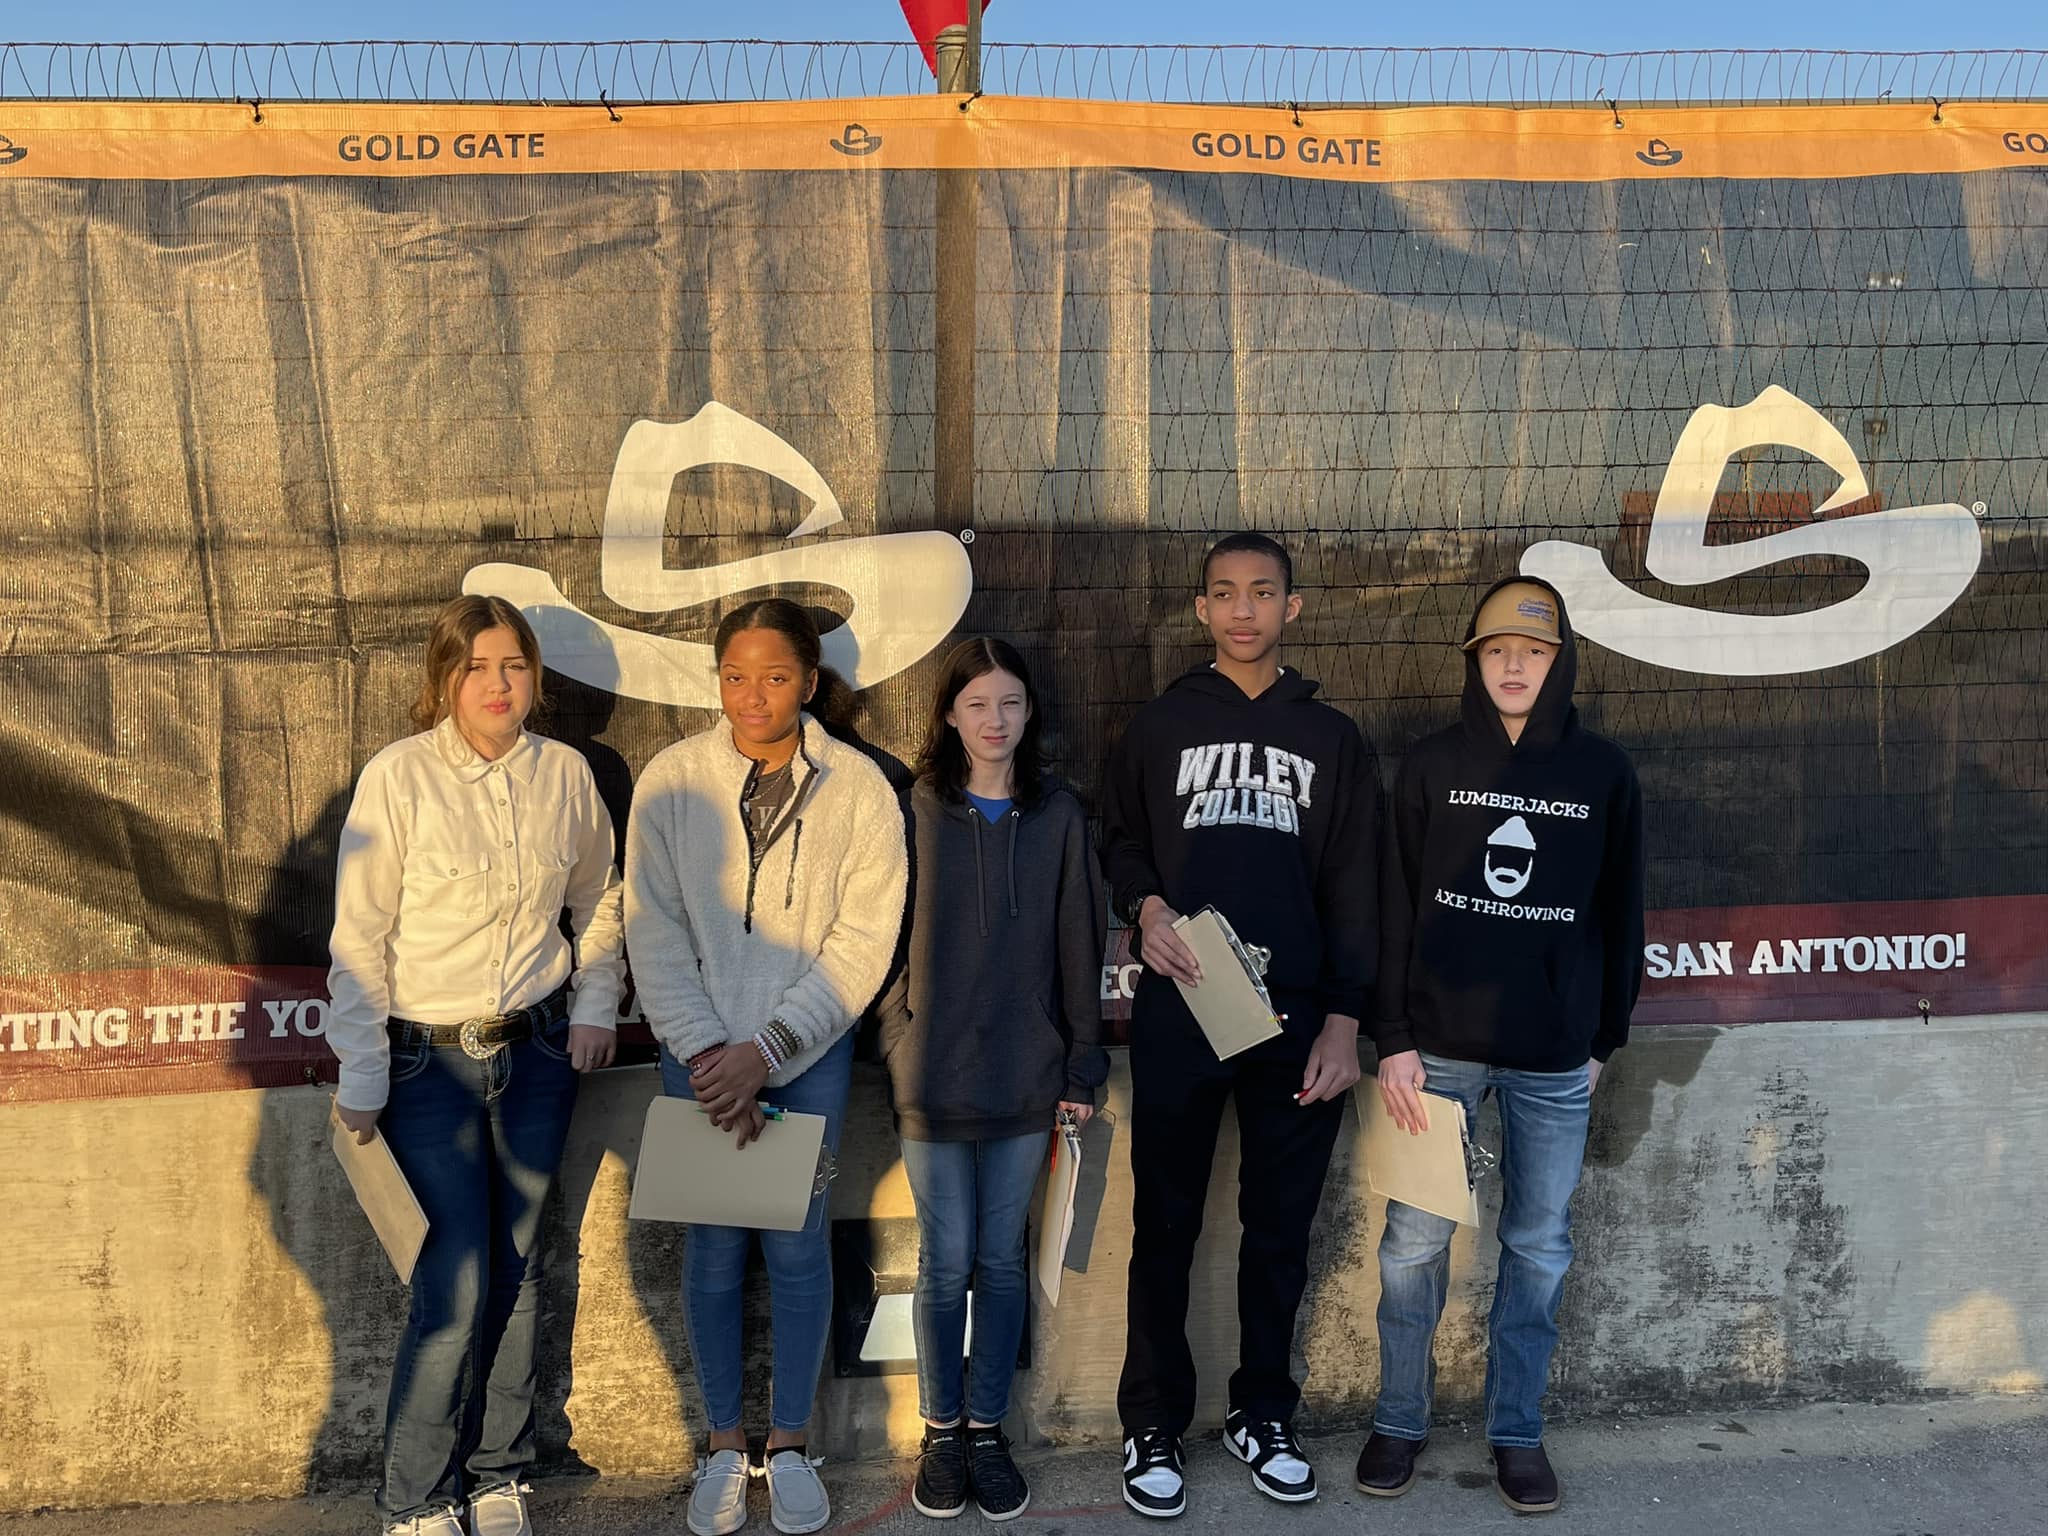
[236,692,910,1492]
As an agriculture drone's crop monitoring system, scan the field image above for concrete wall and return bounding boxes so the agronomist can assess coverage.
[2,1011,2042,1510]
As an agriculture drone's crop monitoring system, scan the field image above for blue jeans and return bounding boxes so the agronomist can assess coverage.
[900,1130,1050,1427]
[376,1020,579,1521]
[1372,1052,1592,1449]
[658,1030,854,1434]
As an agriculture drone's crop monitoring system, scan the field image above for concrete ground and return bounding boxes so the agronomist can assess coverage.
[4,1396,2040,1534]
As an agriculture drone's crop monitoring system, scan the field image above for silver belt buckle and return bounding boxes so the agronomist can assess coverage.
[459,1015,505,1061]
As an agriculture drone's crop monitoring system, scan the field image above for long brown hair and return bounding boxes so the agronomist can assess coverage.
[409,595,545,733]
[914,636,1049,807]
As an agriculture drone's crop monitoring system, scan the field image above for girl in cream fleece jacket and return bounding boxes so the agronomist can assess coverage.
[625,713,906,1081]
[622,597,906,1536]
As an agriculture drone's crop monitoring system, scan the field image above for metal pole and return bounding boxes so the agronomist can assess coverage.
[933,10,979,536]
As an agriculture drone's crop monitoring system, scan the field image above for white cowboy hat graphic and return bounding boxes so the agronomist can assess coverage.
[1521,385,1980,676]
[464,402,972,707]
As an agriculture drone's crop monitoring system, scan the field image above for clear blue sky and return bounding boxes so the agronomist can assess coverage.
[8,2,2040,52]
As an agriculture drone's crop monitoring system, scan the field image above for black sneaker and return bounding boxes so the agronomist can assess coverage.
[1121,1429,1186,1519]
[912,1425,968,1519]
[1354,1431,1427,1497]
[965,1426,1030,1522]
[1492,1443,1561,1514]
[1222,1409,1317,1503]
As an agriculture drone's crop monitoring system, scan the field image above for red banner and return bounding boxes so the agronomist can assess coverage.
[1095,895,2048,1035]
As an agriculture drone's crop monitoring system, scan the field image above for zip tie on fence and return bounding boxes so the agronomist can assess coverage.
[1289,100,1303,126]
[1598,91,1622,128]
[1931,96,1944,122]
[599,90,621,123]
[958,88,983,112]
[245,95,262,123]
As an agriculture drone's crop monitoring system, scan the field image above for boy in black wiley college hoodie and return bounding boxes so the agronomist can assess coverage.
[1100,533,1379,1518]
[1355,576,1644,1517]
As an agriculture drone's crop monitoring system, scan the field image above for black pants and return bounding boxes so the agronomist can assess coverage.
[1117,1015,1347,1438]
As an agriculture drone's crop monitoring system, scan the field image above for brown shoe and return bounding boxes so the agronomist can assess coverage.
[1492,1443,1561,1514]
[1353,1432,1426,1497]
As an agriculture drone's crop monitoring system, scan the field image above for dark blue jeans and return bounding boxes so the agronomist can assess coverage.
[900,1129,1051,1427]
[376,1020,579,1521]
[658,1030,855,1434]
[1373,1052,1592,1448]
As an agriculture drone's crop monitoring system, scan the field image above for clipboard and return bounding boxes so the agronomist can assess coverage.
[1357,1084,1485,1227]
[628,1095,829,1232]
[1035,1118,1084,1305]
[1171,906,1285,1059]
[330,1106,429,1283]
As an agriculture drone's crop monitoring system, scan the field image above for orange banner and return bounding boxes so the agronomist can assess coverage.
[6,96,2048,182]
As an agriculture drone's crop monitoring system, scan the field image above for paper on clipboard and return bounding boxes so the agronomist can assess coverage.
[331,1106,429,1283]
[1171,907,1285,1060]
[1035,1121,1084,1305]
[1357,1084,1482,1227]
[628,1095,829,1232]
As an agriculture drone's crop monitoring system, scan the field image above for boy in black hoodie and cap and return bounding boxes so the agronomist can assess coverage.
[1101,532,1379,1518]
[1356,576,1644,1516]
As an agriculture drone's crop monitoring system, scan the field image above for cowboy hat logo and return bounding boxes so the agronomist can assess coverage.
[831,124,883,156]
[464,402,972,707]
[1520,385,1982,676]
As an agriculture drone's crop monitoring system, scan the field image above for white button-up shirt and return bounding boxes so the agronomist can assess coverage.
[326,718,626,1111]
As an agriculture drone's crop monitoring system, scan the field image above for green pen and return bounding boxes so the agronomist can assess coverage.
[757,1102,788,1122]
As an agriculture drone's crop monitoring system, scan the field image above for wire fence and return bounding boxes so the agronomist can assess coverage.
[4,40,2048,106]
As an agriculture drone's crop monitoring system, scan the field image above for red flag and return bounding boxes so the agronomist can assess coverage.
[899,0,991,78]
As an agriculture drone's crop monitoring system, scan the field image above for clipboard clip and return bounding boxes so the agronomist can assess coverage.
[1203,907,1277,1009]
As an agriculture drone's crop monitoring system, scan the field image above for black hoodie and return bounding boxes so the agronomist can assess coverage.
[878,778,1110,1140]
[1373,575,1646,1071]
[1100,664,1379,1054]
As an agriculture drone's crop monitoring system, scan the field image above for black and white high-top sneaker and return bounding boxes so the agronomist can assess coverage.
[1223,1409,1318,1502]
[1121,1429,1187,1518]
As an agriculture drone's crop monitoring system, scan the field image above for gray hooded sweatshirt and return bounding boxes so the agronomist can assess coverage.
[878,777,1109,1141]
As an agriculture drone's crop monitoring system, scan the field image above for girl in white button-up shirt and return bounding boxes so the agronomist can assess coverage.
[327,595,625,1536]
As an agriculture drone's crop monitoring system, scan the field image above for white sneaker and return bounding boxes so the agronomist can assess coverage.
[468,1480,534,1536]
[382,1509,465,1536]
[763,1448,831,1535]
[688,1449,752,1536]
[1223,1409,1317,1502]
[1121,1430,1187,1519]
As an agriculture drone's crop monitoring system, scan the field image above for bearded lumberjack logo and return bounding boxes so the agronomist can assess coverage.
[1483,815,1537,898]
[464,403,973,707]
[1520,386,1982,676]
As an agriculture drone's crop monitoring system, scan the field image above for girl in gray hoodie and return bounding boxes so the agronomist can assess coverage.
[879,637,1109,1523]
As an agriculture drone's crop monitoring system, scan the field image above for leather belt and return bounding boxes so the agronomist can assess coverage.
[388,986,570,1060]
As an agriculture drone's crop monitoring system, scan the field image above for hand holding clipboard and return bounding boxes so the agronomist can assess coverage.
[1168,907,1285,1060]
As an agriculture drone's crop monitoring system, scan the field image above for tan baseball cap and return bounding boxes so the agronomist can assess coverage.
[1462,582,1563,650]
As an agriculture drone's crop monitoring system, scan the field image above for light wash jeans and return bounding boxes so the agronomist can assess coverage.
[1372,1051,1592,1448]
[899,1129,1050,1426]
[659,1030,854,1433]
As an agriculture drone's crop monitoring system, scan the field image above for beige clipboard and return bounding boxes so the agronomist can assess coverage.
[1171,907,1285,1059]
[1035,1121,1084,1305]
[628,1095,828,1232]
[330,1106,430,1283]
[1358,1084,1482,1227]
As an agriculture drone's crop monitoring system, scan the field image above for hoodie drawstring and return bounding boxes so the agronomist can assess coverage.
[1006,809,1019,917]
[784,820,803,909]
[971,814,988,937]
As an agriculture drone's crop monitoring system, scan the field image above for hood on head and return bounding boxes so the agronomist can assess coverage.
[1459,573,1579,755]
